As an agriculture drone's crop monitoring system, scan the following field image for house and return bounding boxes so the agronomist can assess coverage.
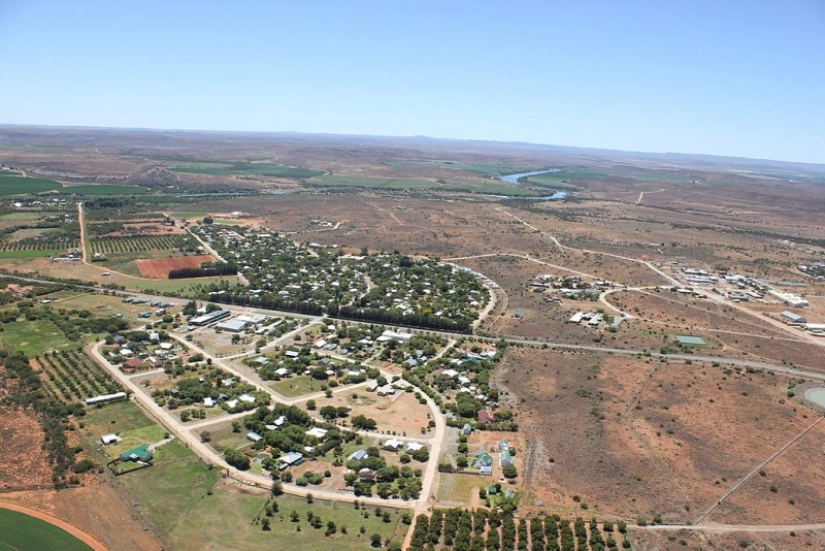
[247,432,263,443]
[477,410,494,424]
[474,452,493,475]
[160,342,174,350]
[348,449,368,461]
[382,439,404,452]
[462,423,473,436]
[100,433,118,446]
[122,358,143,371]
[405,442,424,454]
[119,444,154,463]
[239,393,256,404]
[441,369,459,379]
[203,397,215,408]
[285,350,300,358]
[278,452,304,470]
[305,427,328,439]
[376,385,395,396]
[226,399,239,409]
[274,367,290,377]
[120,348,134,358]
[365,381,378,392]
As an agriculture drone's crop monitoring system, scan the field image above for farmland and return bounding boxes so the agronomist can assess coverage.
[0,508,94,551]
[135,254,216,278]
[0,319,75,356]
[0,172,62,195]
[35,350,124,404]
[304,175,437,189]
[168,161,323,179]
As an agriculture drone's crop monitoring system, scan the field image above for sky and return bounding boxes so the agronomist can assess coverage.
[0,1,823,163]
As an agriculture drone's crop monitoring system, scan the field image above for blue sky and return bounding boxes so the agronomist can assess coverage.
[1,1,823,163]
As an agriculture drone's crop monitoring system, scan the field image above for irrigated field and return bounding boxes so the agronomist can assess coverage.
[0,508,94,551]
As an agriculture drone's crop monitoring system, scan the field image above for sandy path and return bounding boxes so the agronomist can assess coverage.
[0,501,109,551]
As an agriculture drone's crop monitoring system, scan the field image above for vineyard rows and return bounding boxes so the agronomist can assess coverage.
[90,234,192,254]
[0,239,80,252]
[36,350,123,403]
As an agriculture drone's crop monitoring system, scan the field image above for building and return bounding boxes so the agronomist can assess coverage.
[305,427,328,439]
[477,410,494,424]
[85,391,128,406]
[474,452,493,476]
[767,289,809,308]
[189,309,231,326]
[675,335,706,347]
[781,311,807,324]
[348,449,368,461]
[215,318,248,332]
[462,423,473,436]
[100,433,118,446]
[405,442,424,454]
[247,432,263,443]
[278,452,304,470]
[121,358,143,371]
[119,444,154,463]
[383,439,404,452]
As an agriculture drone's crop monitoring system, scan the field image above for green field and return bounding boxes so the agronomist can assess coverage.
[441,181,539,196]
[169,162,323,179]
[0,249,62,259]
[62,184,149,196]
[303,176,436,190]
[271,375,326,397]
[385,161,544,177]
[0,319,73,355]
[0,212,43,221]
[0,173,62,195]
[0,509,94,551]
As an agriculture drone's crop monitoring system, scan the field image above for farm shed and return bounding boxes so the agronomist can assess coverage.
[100,433,118,446]
[675,335,706,346]
[781,311,807,324]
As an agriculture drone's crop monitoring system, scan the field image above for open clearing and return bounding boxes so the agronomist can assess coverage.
[135,254,215,278]
[0,319,73,355]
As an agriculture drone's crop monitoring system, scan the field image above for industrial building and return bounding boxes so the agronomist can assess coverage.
[781,311,807,324]
[189,309,231,326]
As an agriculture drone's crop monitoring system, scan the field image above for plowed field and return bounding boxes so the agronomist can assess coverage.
[135,255,214,279]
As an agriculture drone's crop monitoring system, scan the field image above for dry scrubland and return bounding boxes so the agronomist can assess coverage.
[495,346,825,524]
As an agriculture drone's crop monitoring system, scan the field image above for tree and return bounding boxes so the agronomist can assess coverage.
[502,464,517,479]
[271,480,283,496]
[203,216,214,225]
[370,533,382,547]
[200,431,211,442]
[225,449,250,470]
[306,399,316,410]
[320,406,338,420]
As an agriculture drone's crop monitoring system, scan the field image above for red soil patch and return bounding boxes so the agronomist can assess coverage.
[135,255,215,279]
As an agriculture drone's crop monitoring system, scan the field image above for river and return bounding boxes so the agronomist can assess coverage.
[497,169,567,200]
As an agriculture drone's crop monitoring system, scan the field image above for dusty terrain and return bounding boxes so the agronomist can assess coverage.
[0,408,54,492]
[496,346,821,523]
[135,254,215,279]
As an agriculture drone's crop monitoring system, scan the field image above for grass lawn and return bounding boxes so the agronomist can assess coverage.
[107,424,168,457]
[0,212,43,221]
[436,472,487,504]
[61,184,149,195]
[0,249,62,259]
[271,376,326,398]
[304,176,436,190]
[0,319,73,355]
[168,490,404,551]
[116,439,219,537]
[82,401,163,439]
[0,509,93,551]
[0,173,62,195]
[206,421,254,453]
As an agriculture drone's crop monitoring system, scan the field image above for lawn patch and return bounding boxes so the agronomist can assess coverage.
[0,509,93,551]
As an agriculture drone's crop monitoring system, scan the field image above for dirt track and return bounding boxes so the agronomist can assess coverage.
[0,501,109,551]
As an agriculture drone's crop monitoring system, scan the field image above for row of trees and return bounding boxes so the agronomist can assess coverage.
[168,261,238,279]
[409,509,631,551]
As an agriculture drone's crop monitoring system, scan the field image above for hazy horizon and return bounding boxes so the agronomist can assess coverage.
[1,1,823,164]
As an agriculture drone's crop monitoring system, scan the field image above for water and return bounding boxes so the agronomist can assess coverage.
[497,169,559,185]
[497,169,567,200]
[806,387,825,408]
